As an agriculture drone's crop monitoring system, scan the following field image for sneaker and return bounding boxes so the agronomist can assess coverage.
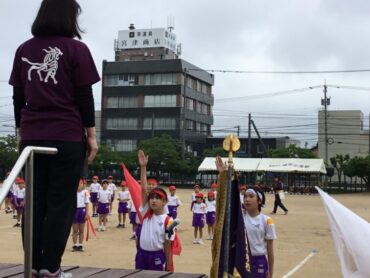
[193,239,199,244]
[77,245,84,252]
[102,226,106,231]
[97,226,102,232]
[5,208,11,213]
[39,268,73,278]
[270,212,276,215]
[198,239,204,245]
[130,234,136,240]
[32,269,39,278]
[284,210,289,215]
[122,224,125,228]
[206,235,212,240]
[72,245,78,252]
[13,214,17,219]
[116,224,122,228]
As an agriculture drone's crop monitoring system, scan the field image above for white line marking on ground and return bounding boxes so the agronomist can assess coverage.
[282,250,318,278]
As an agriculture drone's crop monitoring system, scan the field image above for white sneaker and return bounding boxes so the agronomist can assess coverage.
[198,239,204,244]
[39,268,73,278]
[206,235,212,240]
[97,226,102,232]
[193,238,199,244]
[102,226,106,231]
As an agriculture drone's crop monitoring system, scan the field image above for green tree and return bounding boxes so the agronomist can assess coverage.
[0,135,18,177]
[138,134,184,178]
[202,147,228,158]
[90,143,123,172]
[344,156,370,190]
[330,154,350,184]
[270,144,315,158]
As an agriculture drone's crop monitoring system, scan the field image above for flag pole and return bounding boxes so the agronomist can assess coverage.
[222,134,240,277]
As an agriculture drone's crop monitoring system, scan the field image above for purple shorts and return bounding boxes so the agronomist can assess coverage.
[6,191,13,199]
[90,192,98,203]
[206,211,216,225]
[130,212,137,224]
[15,198,24,213]
[192,213,205,228]
[97,202,109,215]
[167,205,178,219]
[73,207,86,224]
[118,202,129,214]
[251,255,269,278]
[135,248,165,271]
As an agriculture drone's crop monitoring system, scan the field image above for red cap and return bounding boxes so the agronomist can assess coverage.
[208,191,215,197]
[239,185,247,191]
[16,177,25,184]
[79,179,87,185]
[211,183,218,189]
[120,181,128,187]
[147,178,158,186]
[195,192,204,198]
[169,185,176,191]
[92,176,99,180]
[193,184,200,189]
[107,176,113,179]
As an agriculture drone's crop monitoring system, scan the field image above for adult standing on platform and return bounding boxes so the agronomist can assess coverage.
[271,176,288,215]
[9,0,100,277]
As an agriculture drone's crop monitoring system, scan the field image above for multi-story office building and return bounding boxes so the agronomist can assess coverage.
[318,110,369,163]
[101,24,214,155]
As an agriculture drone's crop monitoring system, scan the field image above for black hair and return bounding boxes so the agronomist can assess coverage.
[31,0,83,39]
[148,187,167,202]
[244,186,266,212]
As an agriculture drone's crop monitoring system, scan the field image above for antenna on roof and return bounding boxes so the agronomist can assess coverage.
[168,16,175,32]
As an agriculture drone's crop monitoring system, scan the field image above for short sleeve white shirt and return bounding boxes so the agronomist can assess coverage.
[243,211,277,256]
[139,204,175,251]
[77,189,90,208]
[108,183,117,194]
[98,189,111,204]
[14,187,26,199]
[192,202,207,214]
[167,195,182,206]
[90,182,101,193]
[206,200,216,212]
[118,191,130,202]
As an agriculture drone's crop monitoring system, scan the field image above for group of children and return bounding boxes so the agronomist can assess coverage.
[1,176,26,228]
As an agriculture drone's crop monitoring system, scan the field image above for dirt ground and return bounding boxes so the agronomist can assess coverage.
[0,188,369,277]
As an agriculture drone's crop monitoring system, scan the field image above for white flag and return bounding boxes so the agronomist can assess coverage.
[316,187,370,278]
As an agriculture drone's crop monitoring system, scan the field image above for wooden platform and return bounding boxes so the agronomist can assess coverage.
[0,264,208,278]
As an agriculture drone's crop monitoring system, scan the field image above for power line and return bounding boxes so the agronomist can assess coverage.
[187,68,370,74]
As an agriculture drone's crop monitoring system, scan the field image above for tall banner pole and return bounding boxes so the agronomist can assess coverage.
[222,134,240,277]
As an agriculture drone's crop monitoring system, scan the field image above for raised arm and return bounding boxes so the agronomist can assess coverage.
[138,149,149,207]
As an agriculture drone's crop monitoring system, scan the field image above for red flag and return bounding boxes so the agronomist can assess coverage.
[85,217,97,241]
[121,162,143,224]
[172,233,182,255]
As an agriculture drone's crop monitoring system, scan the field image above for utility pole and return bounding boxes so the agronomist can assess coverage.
[236,125,240,137]
[181,68,188,160]
[248,114,251,158]
[321,84,330,166]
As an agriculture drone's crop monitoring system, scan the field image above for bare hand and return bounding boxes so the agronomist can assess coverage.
[87,137,98,164]
[138,149,149,167]
[215,155,227,173]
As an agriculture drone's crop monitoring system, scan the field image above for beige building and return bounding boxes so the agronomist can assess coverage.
[318,110,369,165]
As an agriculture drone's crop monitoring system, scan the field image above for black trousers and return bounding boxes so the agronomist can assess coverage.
[21,141,85,272]
[273,193,288,213]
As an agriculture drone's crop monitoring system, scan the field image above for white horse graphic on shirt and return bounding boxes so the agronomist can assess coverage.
[21,46,63,85]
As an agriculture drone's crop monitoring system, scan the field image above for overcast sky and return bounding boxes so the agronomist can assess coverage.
[1,0,370,147]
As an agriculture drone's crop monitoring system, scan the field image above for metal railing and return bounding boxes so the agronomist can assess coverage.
[0,146,58,278]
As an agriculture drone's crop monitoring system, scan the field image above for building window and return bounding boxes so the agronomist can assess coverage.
[110,139,137,152]
[154,118,176,130]
[144,73,177,85]
[106,118,138,130]
[144,95,176,107]
[186,120,194,131]
[186,98,195,111]
[200,123,207,134]
[104,74,138,86]
[106,97,138,108]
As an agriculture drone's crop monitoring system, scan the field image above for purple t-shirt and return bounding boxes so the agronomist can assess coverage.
[9,36,100,142]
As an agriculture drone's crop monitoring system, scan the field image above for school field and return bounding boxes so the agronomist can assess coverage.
[0,188,369,278]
